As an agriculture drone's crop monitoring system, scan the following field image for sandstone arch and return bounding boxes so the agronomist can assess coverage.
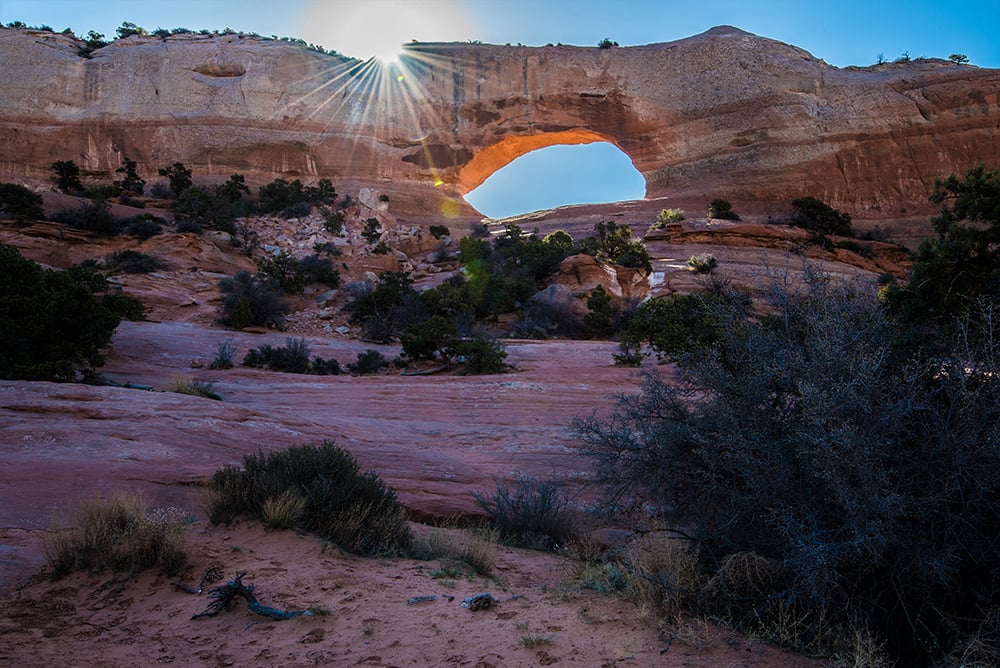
[456,130,641,196]
[1,26,998,219]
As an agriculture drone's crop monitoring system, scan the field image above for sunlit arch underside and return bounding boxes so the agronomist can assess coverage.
[456,130,627,195]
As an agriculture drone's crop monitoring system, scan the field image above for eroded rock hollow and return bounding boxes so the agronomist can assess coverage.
[1,25,998,217]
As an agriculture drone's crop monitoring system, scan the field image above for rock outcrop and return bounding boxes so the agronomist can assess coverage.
[1,26,998,219]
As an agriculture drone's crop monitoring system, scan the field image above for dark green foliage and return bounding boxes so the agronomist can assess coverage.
[51,198,120,235]
[100,292,145,321]
[323,209,345,235]
[114,156,145,195]
[578,221,652,272]
[347,349,388,375]
[242,337,340,375]
[346,271,420,342]
[171,186,242,234]
[121,213,164,240]
[106,250,164,274]
[0,246,131,380]
[209,338,237,370]
[217,271,288,330]
[686,253,718,274]
[361,217,382,244]
[256,252,305,293]
[209,442,411,555]
[598,38,618,48]
[0,182,44,224]
[216,174,251,203]
[448,336,508,374]
[474,472,575,550]
[401,315,457,361]
[295,254,340,289]
[428,224,450,239]
[708,197,739,220]
[887,164,1000,333]
[157,162,192,197]
[789,196,853,236]
[257,178,336,215]
[115,22,146,39]
[618,292,740,362]
[582,285,615,339]
[51,160,83,194]
[576,269,1000,665]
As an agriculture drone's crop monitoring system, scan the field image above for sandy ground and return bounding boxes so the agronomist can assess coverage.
[0,520,822,667]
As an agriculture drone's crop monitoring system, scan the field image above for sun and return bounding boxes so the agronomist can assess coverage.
[300,0,473,63]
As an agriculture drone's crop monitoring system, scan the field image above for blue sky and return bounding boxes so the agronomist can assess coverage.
[3,0,997,217]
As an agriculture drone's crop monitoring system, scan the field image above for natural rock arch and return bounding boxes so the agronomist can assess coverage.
[456,130,641,196]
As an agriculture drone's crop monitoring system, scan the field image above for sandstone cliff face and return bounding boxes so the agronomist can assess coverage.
[1,26,997,218]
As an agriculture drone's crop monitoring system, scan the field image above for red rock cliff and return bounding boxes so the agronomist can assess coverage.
[0,26,997,218]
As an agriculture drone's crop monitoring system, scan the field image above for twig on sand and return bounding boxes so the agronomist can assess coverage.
[191,572,312,621]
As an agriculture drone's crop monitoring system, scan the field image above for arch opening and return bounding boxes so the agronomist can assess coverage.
[460,133,646,220]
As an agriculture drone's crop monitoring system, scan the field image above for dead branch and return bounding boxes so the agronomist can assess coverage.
[191,572,312,621]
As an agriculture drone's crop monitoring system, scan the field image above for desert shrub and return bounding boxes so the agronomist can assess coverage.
[401,315,457,361]
[43,493,188,580]
[578,221,652,272]
[474,472,575,550]
[106,249,164,274]
[0,182,44,224]
[100,292,146,321]
[686,252,718,274]
[582,285,616,339]
[323,209,345,235]
[257,177,336,215]
[428,224,450,239]
[449,336,508,374]
[256,252,305,293]
[261,490,308,530]
[232,221,261,256]
[176,219,203,234]
[296,254,340,288]
[361,217,382,244]
[575,267,1000,664]
[242,337,339,375]
[0,247,134,380]
[618,291,739,362]
[217,271,288,330]
[209,338,237,369]
[789,196,853,236]
[113,156,145,195]
[346,271,422,341]
[168,375,221,400]
[121,213,164,240]
[208,441,411,554]
[51,198,120,235]
[656,208,685,226]
[50,160,84,194]
[119,194,145,209]
[172,186,241,234]
[157,162,192,197]
[347,349,388,375]
[708,197,740,220]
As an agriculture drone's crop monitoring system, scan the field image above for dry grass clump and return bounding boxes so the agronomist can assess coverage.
[410,525,498,576]
[168,374,222,400]
[43,493,188,580]
[208,441,411,555]
[261,490,307,530]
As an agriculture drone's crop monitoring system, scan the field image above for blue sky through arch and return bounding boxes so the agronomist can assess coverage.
[463,142,645,219]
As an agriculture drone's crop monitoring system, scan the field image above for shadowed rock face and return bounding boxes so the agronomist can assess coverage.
[1,26,997,218]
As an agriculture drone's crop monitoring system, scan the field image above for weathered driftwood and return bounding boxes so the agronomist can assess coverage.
[191,572,312,621]
[174,565,223,595]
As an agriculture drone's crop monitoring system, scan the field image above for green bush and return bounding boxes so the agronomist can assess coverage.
[474,472,575,550]
[347,349,389,375]
[0,182,45,224]
[257,178,336,215]
[208,441,410,555]
[449,336,508,374]
[121,214,164,240]
[113,156,145,195]
[157,162,192,197]
[578,221,652,272]
[346,271,422,341]
[618,292,740,362]
[575,267,1000,664]
[686,253,718,274]
[361,217,382,244]
[789,196,853,236]
[242,337,340,375]
[171,186,242,234]
[107,250,164,274]
[401,315,457,361]
[0,246,134,380]
[209,338,237,369]
[217,271,288,330]
[429,224,450,239]
[708,198,739,220]
[51,198,120,236]
[50,160,84,194]
[656,208,685,226]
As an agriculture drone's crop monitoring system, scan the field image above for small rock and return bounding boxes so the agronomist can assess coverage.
[461,593,495,611]
[334,326,351,335]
